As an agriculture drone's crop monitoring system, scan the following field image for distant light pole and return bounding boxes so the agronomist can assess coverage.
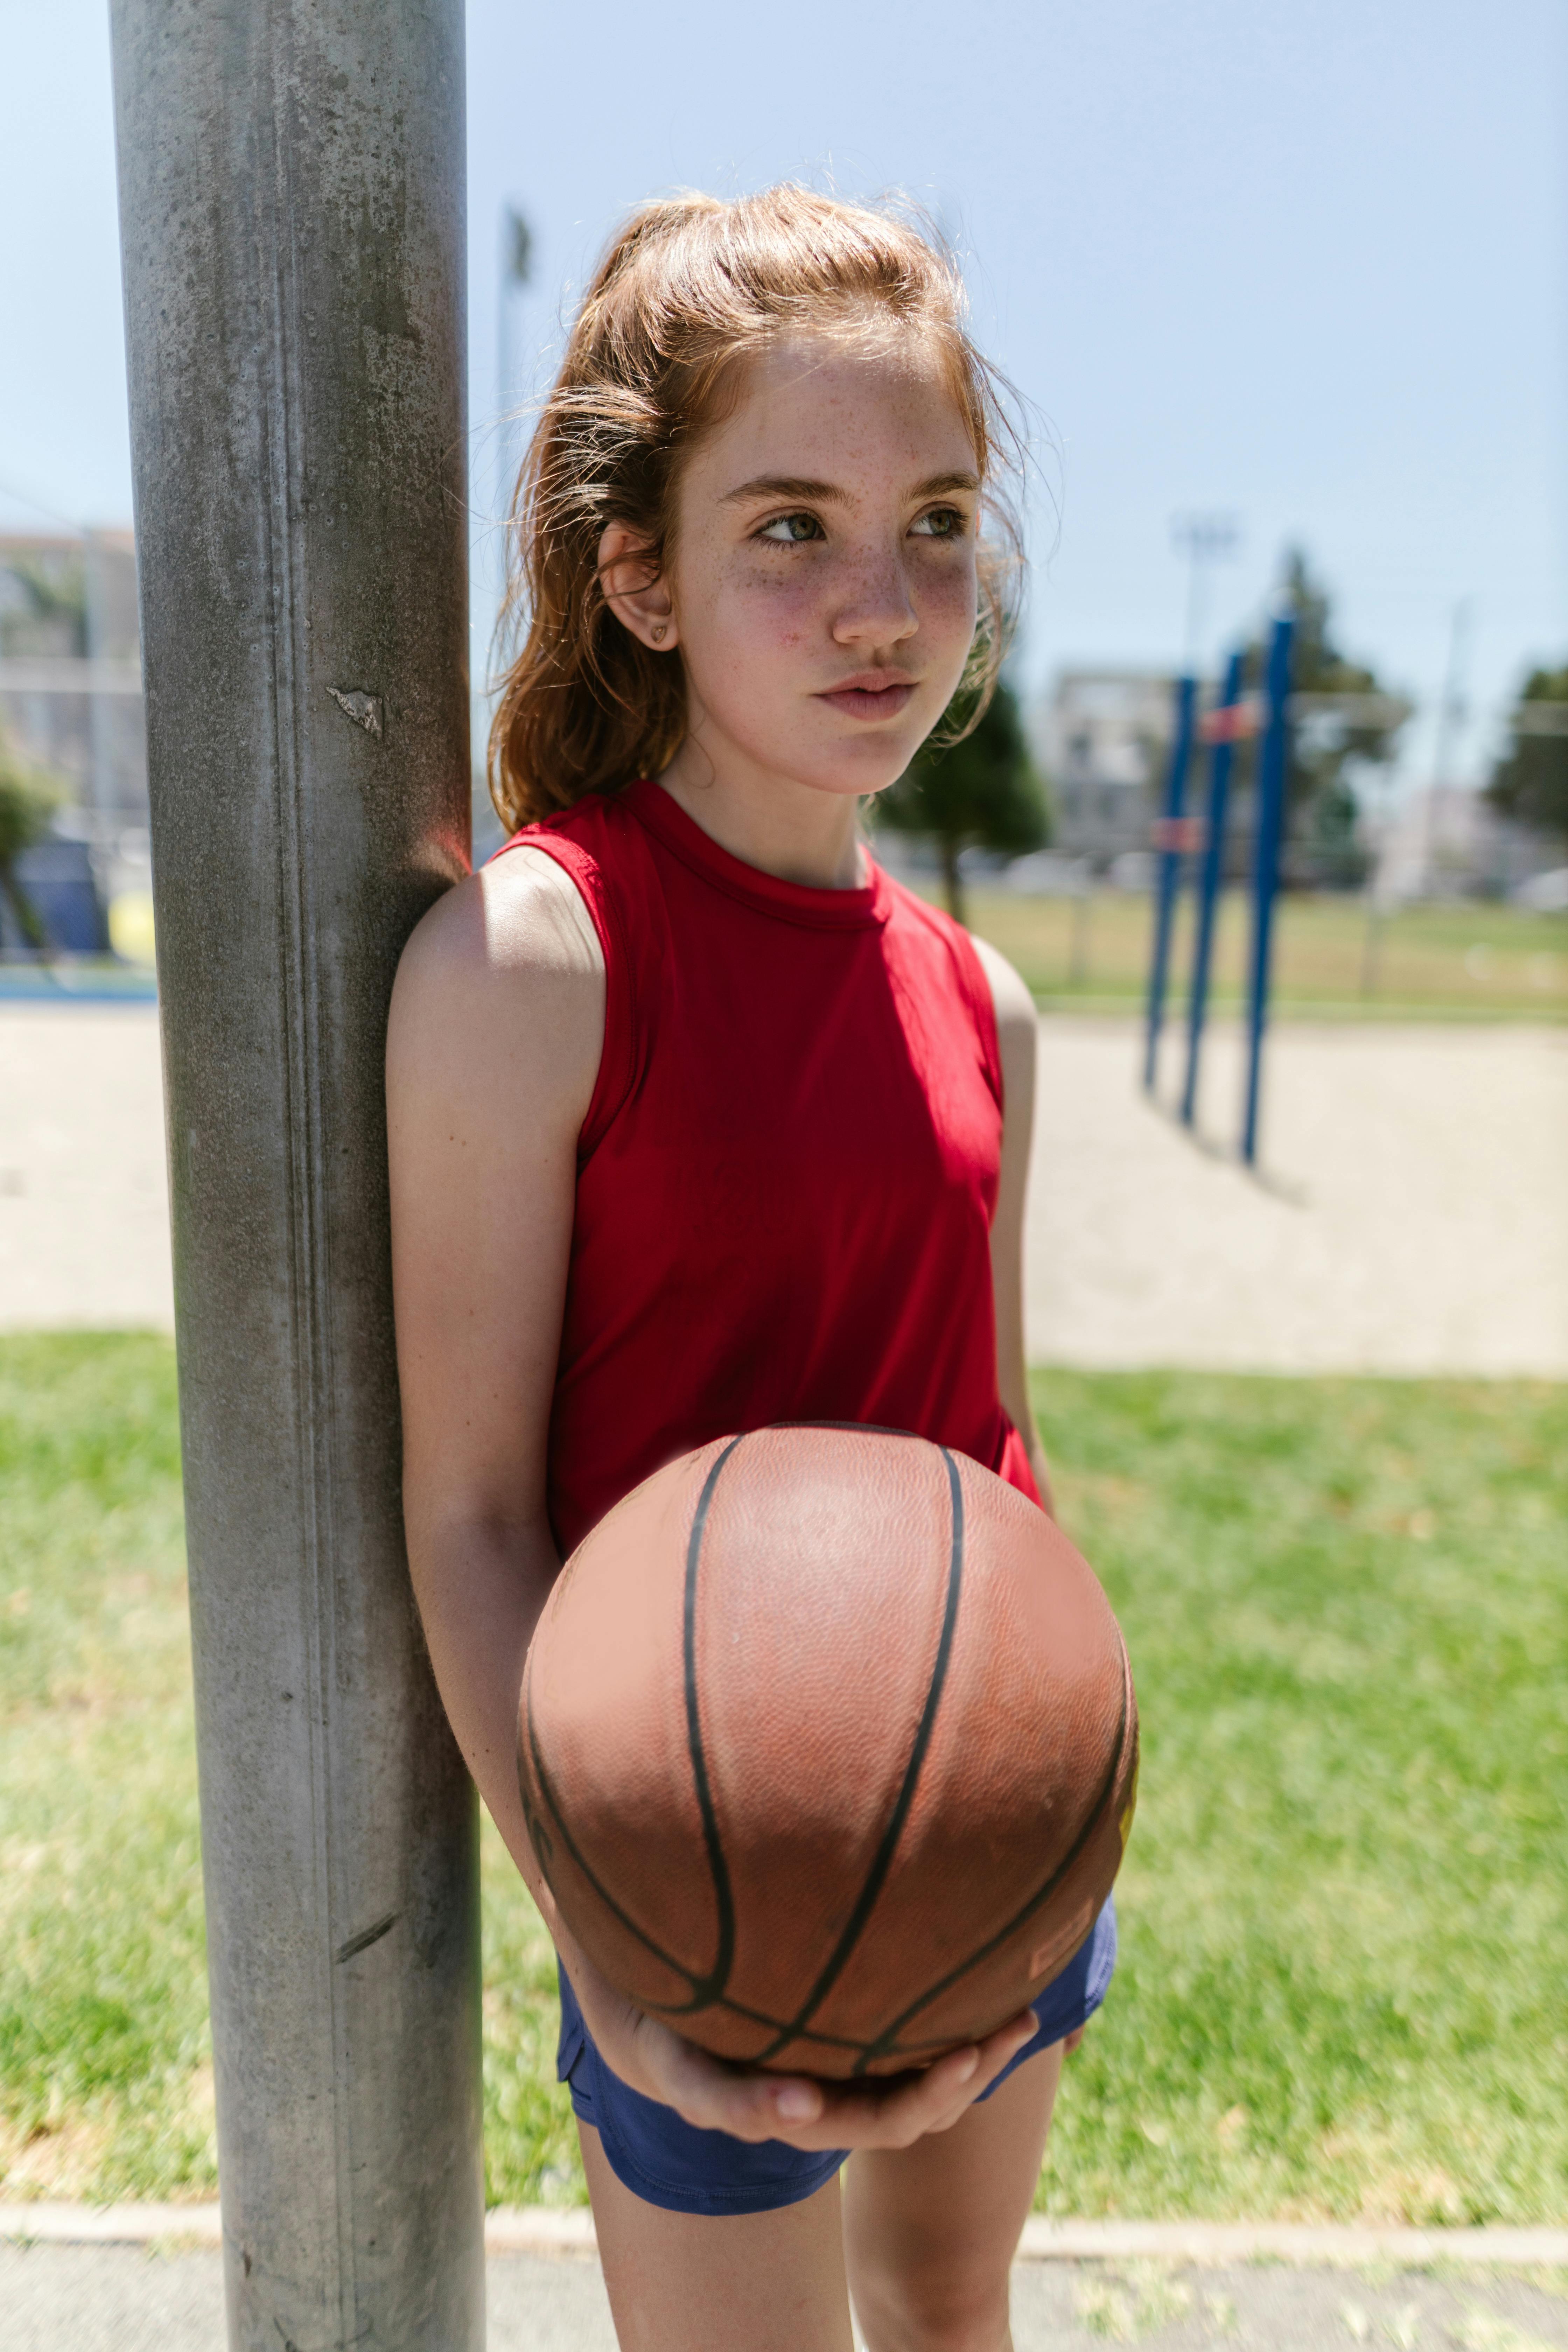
[1422,598,1473,899]
[497,203,534,506]
[1171,512,1240,674]
[479,204,534,824]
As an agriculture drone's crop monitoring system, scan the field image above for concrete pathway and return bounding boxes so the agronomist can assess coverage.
[2,1003,1563,1374]
[0,1004,173,1332]
[6,2240,1568,2351]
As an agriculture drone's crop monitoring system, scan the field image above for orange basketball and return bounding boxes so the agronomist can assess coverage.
[519,1426,1138,2079]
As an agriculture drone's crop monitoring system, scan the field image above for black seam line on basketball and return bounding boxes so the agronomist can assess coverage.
[850,1641,1132,2077]
[523,1684,709,2010]
[851,1644,1130,2072]
[519,1459,847,2035]
[636,1986,960,2063]
[636,1990,866,2046]
[749,1442,966,2067]
[638,1985,870,2047]
[682,1435,746,2008]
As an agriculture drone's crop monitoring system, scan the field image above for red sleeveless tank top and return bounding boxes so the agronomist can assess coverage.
[499,777,1039,1556]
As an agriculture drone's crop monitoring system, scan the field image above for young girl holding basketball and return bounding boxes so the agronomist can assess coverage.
[387,187,1116,2352]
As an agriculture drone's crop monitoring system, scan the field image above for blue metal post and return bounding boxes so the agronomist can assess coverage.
[1180,648,1244,1127]
[1142,672,1197,1093]
[1241,616,1295,1166]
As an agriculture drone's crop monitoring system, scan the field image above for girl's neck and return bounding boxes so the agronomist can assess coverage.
[656,740,867,891]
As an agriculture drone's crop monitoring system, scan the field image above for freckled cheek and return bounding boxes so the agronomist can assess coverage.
[703,569,824,663]
[915,566,979,644]
[912,564,973,630]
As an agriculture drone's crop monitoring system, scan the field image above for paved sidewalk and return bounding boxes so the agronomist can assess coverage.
[7,2241,1568,2351]
[0,1006,173,1331]
[2,1003,1563,1374]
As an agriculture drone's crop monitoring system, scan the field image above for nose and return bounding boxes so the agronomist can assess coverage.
[831,543,919,649]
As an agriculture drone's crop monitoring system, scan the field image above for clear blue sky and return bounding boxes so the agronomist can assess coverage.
[2,0,1563,786]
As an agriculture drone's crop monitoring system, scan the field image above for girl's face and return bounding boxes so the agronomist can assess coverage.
[643,331,983,802]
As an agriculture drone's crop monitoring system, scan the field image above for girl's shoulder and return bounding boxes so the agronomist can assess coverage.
[476,793,657,1149]
[386,833,607,1176]
[392,830,604,1039]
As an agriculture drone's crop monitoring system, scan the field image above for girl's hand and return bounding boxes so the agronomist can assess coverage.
[562,1939,1040,2152]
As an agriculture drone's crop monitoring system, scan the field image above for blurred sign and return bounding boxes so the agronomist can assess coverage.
[1150,814,1206,853]
[1197,698,1261,745]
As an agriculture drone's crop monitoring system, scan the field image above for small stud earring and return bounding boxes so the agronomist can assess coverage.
[650,623,667,644]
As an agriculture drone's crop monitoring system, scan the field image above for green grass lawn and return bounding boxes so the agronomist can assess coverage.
[943,887,1568,1021]
[1,1336,1564,2220]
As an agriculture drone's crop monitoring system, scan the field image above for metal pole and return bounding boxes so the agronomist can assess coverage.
[1421,597,1472,898]
[1241,616,1295,1167]
[1142,672,1197,1093]
[1180,648,1244,1128]
[109,9,483,2350]
[1171,511,1240,671]
[498,204,533,497]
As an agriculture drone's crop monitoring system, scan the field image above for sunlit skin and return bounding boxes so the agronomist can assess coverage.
[600,330,983,888]
[387,323,1073,2351]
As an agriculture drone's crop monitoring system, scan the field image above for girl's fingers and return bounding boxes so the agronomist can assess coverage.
[635,2023,825,2143]
[660,2009,1041,2151]
[813,2012,1038,2146]
[811,2045,987,2147]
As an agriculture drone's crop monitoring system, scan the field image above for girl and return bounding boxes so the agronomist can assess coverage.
[387,186,1115,2352]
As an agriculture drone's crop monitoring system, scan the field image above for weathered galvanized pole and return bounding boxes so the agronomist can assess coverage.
[109,7,483,2346]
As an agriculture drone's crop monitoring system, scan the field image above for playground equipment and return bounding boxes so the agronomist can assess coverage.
[1142,615,1297,1166]
[1181,648,1245,1127]
[111,5,481,2346]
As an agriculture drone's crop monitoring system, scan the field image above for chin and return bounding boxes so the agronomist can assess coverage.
[794,738,922,802]
[788,773,902,808]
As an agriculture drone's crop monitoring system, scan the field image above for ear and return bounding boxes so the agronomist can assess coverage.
[597,522,678,652]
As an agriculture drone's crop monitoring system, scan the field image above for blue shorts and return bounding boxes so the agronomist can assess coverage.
[556,1895,1116,2218]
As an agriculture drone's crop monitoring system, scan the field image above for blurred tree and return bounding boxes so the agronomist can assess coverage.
[0,551,88,658]
[1239,547,1406,887]
[0,727,64,953]
[1486,666,1568,845]
[876,677,1048,925]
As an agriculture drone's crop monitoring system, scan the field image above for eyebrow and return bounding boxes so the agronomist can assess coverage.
[720,469,981,507]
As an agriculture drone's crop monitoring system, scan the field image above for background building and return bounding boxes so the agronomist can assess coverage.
[0,530,149,952]
[1030,668,1175,870]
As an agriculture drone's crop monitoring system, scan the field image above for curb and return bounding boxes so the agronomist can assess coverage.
[4,2205,1567,2267]
[2,2204,224,2247]
[1015,2219,1568,2267]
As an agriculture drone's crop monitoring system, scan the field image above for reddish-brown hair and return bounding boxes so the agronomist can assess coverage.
[488,184,1023,833]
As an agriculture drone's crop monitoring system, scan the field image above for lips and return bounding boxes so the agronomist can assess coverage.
[817,677,917,722]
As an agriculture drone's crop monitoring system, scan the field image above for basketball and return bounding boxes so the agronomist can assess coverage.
[519,1426,1139,2079]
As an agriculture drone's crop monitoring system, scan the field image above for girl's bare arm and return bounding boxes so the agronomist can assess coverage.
[972,934,1054,1514]
[387,846,604,1893]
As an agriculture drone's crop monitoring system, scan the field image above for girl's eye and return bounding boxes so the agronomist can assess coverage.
[757,512,824,544]
[910,506,967,540]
